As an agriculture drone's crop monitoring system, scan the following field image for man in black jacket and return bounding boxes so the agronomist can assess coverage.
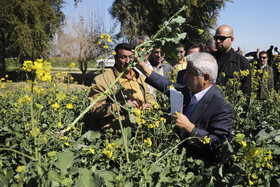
[212,25,251,98]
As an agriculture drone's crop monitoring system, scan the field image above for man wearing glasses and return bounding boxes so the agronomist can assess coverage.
[212,25,251,98]
[257,51,274,99]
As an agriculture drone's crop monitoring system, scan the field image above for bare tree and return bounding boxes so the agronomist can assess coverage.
[51,16,102,74]
[50,0,119,74]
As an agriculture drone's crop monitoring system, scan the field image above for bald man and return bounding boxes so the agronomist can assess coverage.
[212,25,251,98]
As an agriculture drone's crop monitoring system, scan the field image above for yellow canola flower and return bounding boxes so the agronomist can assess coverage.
[133,108,141,117]
[144,138,152,147]
[69,62,75,68]
[199,136,210,144]
[22,61,33,72]
[30,128,39,137]
[233,71,239,77]
[16,165,26,173]
[249,180,254,186]
[1,83,6,89]
[251,173,258,180]
[103,149,113,158]
[89,147,95,154]
[197,29,204,35]
[151,102,159,109]
[65,142,70,146]
[160,117,166,123]
[174,111,181,116]
[52,102,60,110]
[242,141,247,147]
[36,88,45,96]
[267,150,272,160]
[240,69,250,77]
[250,148,259,158]
[43,137,47,144]
[66,103,74,109]
[267,163,272,169]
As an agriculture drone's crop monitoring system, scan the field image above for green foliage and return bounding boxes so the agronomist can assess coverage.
[110,0,231,46]
[0,0,65,72]
[0,7,280,186]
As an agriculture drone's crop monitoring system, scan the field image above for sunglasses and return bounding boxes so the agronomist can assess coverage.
[260,56,268,59]
[180,51,184,53]
[214,35,232,41]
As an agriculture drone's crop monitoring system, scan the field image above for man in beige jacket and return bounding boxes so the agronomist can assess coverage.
[88,43,155,130]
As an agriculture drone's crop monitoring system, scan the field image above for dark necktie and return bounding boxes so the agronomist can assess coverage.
[181,96,198,139]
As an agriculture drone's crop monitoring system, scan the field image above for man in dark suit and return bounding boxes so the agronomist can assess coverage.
[136,52,234,163]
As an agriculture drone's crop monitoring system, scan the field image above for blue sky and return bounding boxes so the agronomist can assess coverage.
[63,0,280,53]
[216,0,280,52]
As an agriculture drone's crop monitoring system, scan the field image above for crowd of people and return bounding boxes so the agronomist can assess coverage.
[87,24,278,163]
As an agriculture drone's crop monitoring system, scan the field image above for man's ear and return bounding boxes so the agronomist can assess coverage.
[204,73,211,83]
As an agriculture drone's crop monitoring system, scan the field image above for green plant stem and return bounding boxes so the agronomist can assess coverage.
[30,82,37,158]
[31,82,43,178]
[132,125,141,151]
[113,92,130,163]
[155,137,188,164]
[0,148,37,161]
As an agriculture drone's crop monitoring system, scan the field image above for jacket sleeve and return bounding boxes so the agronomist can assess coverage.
[145,71,186,95]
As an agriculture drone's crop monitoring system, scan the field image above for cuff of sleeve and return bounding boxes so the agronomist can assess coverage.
[190,126,208,137]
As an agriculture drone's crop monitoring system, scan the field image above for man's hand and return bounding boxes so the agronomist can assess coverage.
[173,112,195,134]
[126,100,140,109]
[142,103,151,110]
[135,56,152,77]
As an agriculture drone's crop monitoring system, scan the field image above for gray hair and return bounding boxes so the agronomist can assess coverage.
[134,35,150,46]
[186,52,218,84]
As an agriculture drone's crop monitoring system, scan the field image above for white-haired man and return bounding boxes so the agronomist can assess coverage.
[136,52,234,163]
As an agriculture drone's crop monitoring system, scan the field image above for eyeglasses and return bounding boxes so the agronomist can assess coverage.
[214,35,232,41]
[260,56,268,59]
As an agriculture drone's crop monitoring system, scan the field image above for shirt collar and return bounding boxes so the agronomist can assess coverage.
[189,85,212,104]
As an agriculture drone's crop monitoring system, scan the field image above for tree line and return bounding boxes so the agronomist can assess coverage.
[0,0,231,75]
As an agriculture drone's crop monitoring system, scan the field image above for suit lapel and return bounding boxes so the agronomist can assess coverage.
[189,85,215,122]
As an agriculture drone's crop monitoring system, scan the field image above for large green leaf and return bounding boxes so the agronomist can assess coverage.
[123,127,132,144]
[82,131,101,142]
[54,150,75,175]
[48,170,62,183]
[74,168,98,187]
[0,174,9,187]
[148,163,162,175]
[171,16,186,24]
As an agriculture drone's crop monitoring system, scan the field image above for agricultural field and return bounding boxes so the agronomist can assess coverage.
[0,56,280,186]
